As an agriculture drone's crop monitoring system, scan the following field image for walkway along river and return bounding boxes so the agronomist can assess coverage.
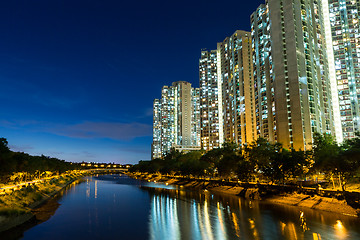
[5,174,360,239]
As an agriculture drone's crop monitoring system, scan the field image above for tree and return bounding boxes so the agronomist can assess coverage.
[161,148,182,174]
[244,138,283,183]
[235,156,256,182]
[178,150,208,177]
[200,147,223,175]
[311,132,360,191]
[0,137,10,153]
[312,132,340,173]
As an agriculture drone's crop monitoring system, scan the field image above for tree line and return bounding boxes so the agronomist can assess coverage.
[130,133,360,189]
[0,138,81,183]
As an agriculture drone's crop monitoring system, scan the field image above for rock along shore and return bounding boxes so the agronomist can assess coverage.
[128,172,360,218]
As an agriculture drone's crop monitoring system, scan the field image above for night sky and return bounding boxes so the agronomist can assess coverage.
[0,0,264,164]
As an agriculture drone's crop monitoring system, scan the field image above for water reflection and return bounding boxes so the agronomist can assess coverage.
[6,175,360,240]
[144,185,360,240]
[334,220,347,239]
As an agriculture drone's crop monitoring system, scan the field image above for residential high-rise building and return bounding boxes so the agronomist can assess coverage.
[199,50,223,150]
[218,30,257,146]
[173,81,194,147]
[323,0,360,140]
[159,85,176,157]
[151,81,201,159]
[151,99,162,159]
[251,0,335,150]
[192,87,201,147]
[251,4,276,143]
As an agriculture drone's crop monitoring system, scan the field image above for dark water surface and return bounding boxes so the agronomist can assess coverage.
[15,175,360,239]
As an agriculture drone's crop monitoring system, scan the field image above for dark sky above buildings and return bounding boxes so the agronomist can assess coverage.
[0,0,264,164]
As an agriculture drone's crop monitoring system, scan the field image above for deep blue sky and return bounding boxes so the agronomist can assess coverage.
[0,0,264,164]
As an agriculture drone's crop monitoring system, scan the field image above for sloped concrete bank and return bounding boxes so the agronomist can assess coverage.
[0,170,126,234]
[129,173,360,217]
[0,176,83,233]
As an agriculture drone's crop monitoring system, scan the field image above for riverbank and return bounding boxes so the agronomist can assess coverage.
[128,172,360,217]
[0,170,127,236]
[0,172,86,233]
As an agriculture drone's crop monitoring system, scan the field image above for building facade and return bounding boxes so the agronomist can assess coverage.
[324,0,360,140]
[199,50,223,150]
[251,4,276,143]
[218,30,257,146]
[153,0,360,157]
[151,99,162,159]
[251,0,335,150]
[192,87,201,147]
[151,81,201,159]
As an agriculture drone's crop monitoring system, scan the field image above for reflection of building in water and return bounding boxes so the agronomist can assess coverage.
[147,187,354,239]
[300,211,309,231]
[149,192,230,240]
[334,220,347,239]
[94,180,97,199]
[149,194,180,240]
[86,178,90,198]
[148,190,263,240]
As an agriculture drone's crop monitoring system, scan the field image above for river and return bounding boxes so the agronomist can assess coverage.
[10,174,360,239]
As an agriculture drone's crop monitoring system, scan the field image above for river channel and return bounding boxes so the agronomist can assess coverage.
[10,174,360,239]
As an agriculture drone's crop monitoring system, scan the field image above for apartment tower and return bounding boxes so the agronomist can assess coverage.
[151,81,200,159]
[323,0,360,140]
[218,30,257,146]
[199,50,224,150]
[251,0,335,150]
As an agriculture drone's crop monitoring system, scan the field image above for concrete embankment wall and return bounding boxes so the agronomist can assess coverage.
[129,173,360,217]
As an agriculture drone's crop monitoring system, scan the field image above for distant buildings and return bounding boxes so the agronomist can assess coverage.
[151,0,360,158]
[151,81,200,159]
[151,99,162,159]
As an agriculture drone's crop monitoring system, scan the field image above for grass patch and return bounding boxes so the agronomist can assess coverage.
[0,173,82,217]
[0,207,28,217]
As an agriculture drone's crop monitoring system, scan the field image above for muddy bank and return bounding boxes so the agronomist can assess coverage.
[129,173,360,217]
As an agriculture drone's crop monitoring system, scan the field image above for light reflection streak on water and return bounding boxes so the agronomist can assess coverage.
[86,178,92,232]
[248,218,260,240]
[86,178,90,198]
[334,220,347,239]
[216,202,226,240]
[231,212,240,237]
[19,176,360,240]
[142,181,360,240]
[148,188,338,240]
[94,180,97,199]
[150,195,181,240]
[197,202,207,240]
[313,232,322,240]
[203,196,215,240]
[191,200,201,240]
